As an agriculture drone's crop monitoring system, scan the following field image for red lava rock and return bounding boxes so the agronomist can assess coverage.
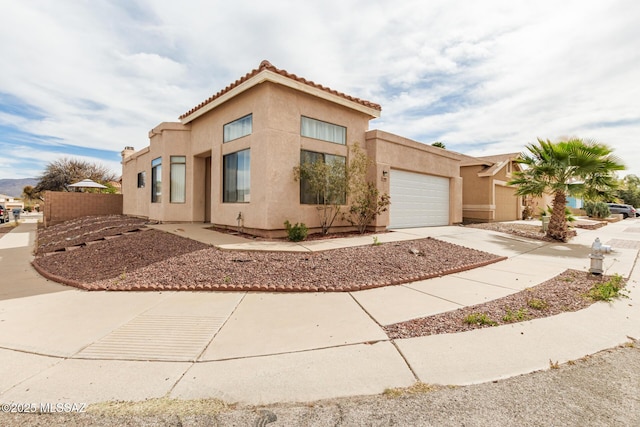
[34,218,505,294]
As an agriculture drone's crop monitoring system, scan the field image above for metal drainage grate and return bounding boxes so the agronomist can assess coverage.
[75,315,226,361]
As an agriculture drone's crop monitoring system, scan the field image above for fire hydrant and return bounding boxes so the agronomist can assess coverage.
[589,238,611,275]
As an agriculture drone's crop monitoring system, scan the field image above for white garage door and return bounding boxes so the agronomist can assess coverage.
[389,169,449,228]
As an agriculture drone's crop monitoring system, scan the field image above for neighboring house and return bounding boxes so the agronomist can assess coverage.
[566,196,583,209]
[0,194,25,212]
[121,60,463,236]
[454,153,524,222]
[108,180,122,194]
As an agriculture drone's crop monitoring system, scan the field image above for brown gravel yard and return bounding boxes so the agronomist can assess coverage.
[384,269,625,339]
[35,215,149,254]
[33,216,504,292]
[0,225,14,235]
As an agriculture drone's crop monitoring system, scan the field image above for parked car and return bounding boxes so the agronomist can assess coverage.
[607,203,637,219]
[0,205,8,223]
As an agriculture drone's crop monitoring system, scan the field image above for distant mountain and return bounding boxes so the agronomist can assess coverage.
[0,178,38,198]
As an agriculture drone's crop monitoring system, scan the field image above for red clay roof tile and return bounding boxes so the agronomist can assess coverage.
[179,60,381,120]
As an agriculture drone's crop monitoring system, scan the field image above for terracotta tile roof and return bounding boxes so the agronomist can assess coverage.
[454,152,492,167]
[179,60,382,120]
[476,152,521,164]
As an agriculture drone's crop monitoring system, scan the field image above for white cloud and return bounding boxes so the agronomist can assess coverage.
[1,0,639,179]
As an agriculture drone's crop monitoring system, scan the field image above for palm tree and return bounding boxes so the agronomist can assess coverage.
[508,138,625,242]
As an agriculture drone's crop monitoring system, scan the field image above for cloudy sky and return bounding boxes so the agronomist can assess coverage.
[1,0,639,180]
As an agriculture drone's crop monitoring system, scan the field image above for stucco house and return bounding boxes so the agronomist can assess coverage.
[121,60,463,236]
[454,152,524,222]
[0,194,24,212]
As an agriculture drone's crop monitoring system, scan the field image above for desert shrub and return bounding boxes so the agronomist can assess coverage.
[284,220,308,242]
[345,182,390,234]
[463,313,497,326]
[584,201,610,218]
[587,274,627,301]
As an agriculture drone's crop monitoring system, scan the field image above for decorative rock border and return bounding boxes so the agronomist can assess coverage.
[39,227,151,255]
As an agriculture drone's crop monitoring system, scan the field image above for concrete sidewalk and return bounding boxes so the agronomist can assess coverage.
[0,218,638,406]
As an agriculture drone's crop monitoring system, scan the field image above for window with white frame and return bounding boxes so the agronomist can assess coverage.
[223,149,250,203]
[151,157,162,203]
[301,116,346,145]
[170,156,186,203]
[299,149,346,205]
[223,114,252,143]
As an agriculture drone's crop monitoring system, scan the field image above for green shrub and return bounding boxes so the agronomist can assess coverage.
[284,220,308,242]
[542,205,576,222]
[527,298,548,310]
[503,307,529,323]
[587,274,627,301]
[584,201,610,219]
[463,313,497,326]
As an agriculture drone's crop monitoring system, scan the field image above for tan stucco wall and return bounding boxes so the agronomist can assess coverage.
[122,147,150,218]
[124,81,374,234]
[365,130,462,226]
[461,165,493,221]
[122,123,193,222]
[494,184,519,221]
[186,82,372,233]
[461,162,522,222]
[123,81,466,233]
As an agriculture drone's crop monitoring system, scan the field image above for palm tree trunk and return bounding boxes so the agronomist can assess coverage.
[547,191,568,241]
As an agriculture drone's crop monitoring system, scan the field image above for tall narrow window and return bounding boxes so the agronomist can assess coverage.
[299,150,346,205]
[301,116,346,145]
[170,156,186,203]
[151,157,162,203]
[223,114,252,142]
[223,149,250,203]
[137,171,146,188]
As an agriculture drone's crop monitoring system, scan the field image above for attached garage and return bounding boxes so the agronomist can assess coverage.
[389,169,450,228]
[494,184,519,221]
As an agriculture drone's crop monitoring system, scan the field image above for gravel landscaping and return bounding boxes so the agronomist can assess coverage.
[384,269,626,339]
[35,215,148,254]
[32,216,504,292]
[0,224,14,235]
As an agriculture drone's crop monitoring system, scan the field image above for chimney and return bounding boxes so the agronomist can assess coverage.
[121,146,135,163]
